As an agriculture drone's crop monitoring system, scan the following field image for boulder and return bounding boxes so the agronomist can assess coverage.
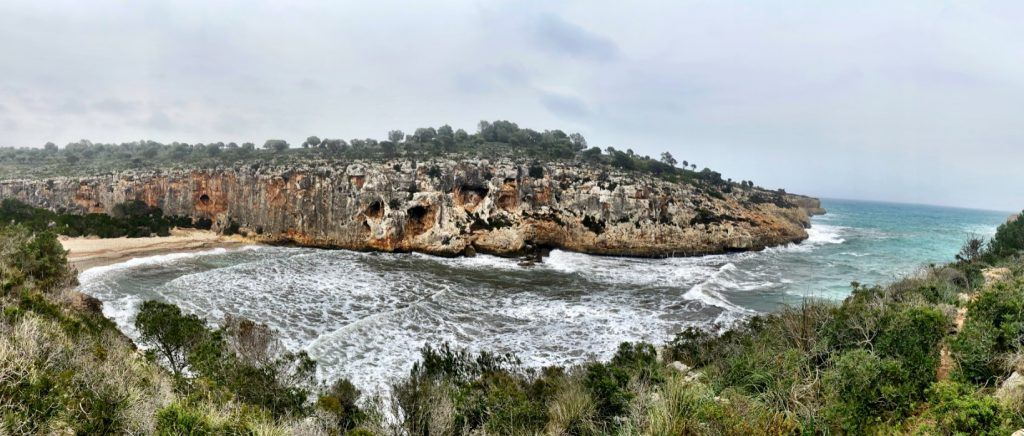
[668,361,691,374]
[996,372,1024,405]
[983,267,1012,285]
[68,291,103,315]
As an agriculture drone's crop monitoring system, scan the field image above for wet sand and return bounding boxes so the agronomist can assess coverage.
[60,229,250,271]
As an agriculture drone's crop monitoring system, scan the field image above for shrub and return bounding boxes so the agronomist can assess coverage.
[873,306,948,393]
[134,300,208,376]
[187,315,317,418]
[966,280,1024,351]
[822,349,908,432]
[609,342,662,385]
[155,403,213,435]
[989,212,1024,257]
[665,325,718,367]
[957,237,986,263]
[949,319,1000,385]
[949,280,1024,384]
[393,343,541,435]
[584,362,631,424]
[0,199,195,239]
[317,378,363,432]
[926,380,1008,435]
[528,164,544,179]
[0,226,73,293]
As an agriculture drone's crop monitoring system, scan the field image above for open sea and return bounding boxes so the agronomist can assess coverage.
[77,199,1012,393]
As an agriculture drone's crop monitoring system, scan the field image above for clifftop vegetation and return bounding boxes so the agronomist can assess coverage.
[0,120,758,192]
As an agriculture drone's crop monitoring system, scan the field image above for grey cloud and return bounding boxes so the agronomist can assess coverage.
[56,99,89,115]
[540,92,590,119]
[297,78,323,91]
[138,111,174,131]
[454,64,531,94]
[93,98,138,114]
[212,112,259,135]
[531,14,618,61]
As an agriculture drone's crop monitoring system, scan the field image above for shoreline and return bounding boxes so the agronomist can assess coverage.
[60,220,826,273]
[61,228,254,272]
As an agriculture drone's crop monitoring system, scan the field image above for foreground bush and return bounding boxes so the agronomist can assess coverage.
[989,212,1024,258]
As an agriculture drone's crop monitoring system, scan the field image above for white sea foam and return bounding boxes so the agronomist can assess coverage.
[806,224,847,245]
[77,246,251,284]
[70,218,887,396]
[415,252,522,271]
[682,263,753,314]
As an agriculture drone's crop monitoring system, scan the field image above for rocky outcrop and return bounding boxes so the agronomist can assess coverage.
[787,195,826,216]
[0,158,823,258]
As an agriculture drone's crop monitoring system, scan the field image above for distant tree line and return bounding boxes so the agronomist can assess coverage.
[1,120,768,192]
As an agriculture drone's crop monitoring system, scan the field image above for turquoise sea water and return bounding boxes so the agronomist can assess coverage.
[726,199,1012,311]
[76,198,1012,392]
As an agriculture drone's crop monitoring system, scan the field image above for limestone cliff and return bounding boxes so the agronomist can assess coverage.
[0,158,824,258]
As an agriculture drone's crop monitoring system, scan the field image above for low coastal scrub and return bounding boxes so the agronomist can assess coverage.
[0,198,197,238]
[0,224,365,434]
[2,208,1024,434]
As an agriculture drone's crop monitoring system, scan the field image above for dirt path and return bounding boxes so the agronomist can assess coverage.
[937,302,969,381]
[937,268,1010,381]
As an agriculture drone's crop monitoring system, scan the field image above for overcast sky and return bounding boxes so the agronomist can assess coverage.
[1,1,1022,211]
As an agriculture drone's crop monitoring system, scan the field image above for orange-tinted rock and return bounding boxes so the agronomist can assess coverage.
[0,158,824,258]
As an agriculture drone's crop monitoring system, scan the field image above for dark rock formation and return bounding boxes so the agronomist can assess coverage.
[0,158,824,258]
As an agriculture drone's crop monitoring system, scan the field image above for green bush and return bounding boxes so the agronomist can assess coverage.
[186,316,317,419]
[949,318,1001,385]
[0,199,196,239]
[583,361,632,424]
[926,380,1008,435]
[873,305,948,393]
[155,403,213,435]
[822,349,909,432]
[989,213,1024,257]
[317,378,364,432]
[947,281,1024,385]
[0,226,72,293]
[135,300,209,376]
[609,342,662,385]
[393,343,548,435]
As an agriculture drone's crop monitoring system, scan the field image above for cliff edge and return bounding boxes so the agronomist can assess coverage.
[0,158,824,258]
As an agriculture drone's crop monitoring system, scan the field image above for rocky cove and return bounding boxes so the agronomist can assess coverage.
[0,158,822,258]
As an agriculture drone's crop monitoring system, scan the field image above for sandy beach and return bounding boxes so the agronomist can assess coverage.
[61,228,251,271]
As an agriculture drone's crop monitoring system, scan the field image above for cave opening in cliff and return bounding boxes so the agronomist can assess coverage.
[405,205,435,236]
[496,179,519,211]
[365,200,384,219]
[199,194,210,205]
[458,184,489,209]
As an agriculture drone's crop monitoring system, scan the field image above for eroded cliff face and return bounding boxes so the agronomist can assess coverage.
[0,158,824,257]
